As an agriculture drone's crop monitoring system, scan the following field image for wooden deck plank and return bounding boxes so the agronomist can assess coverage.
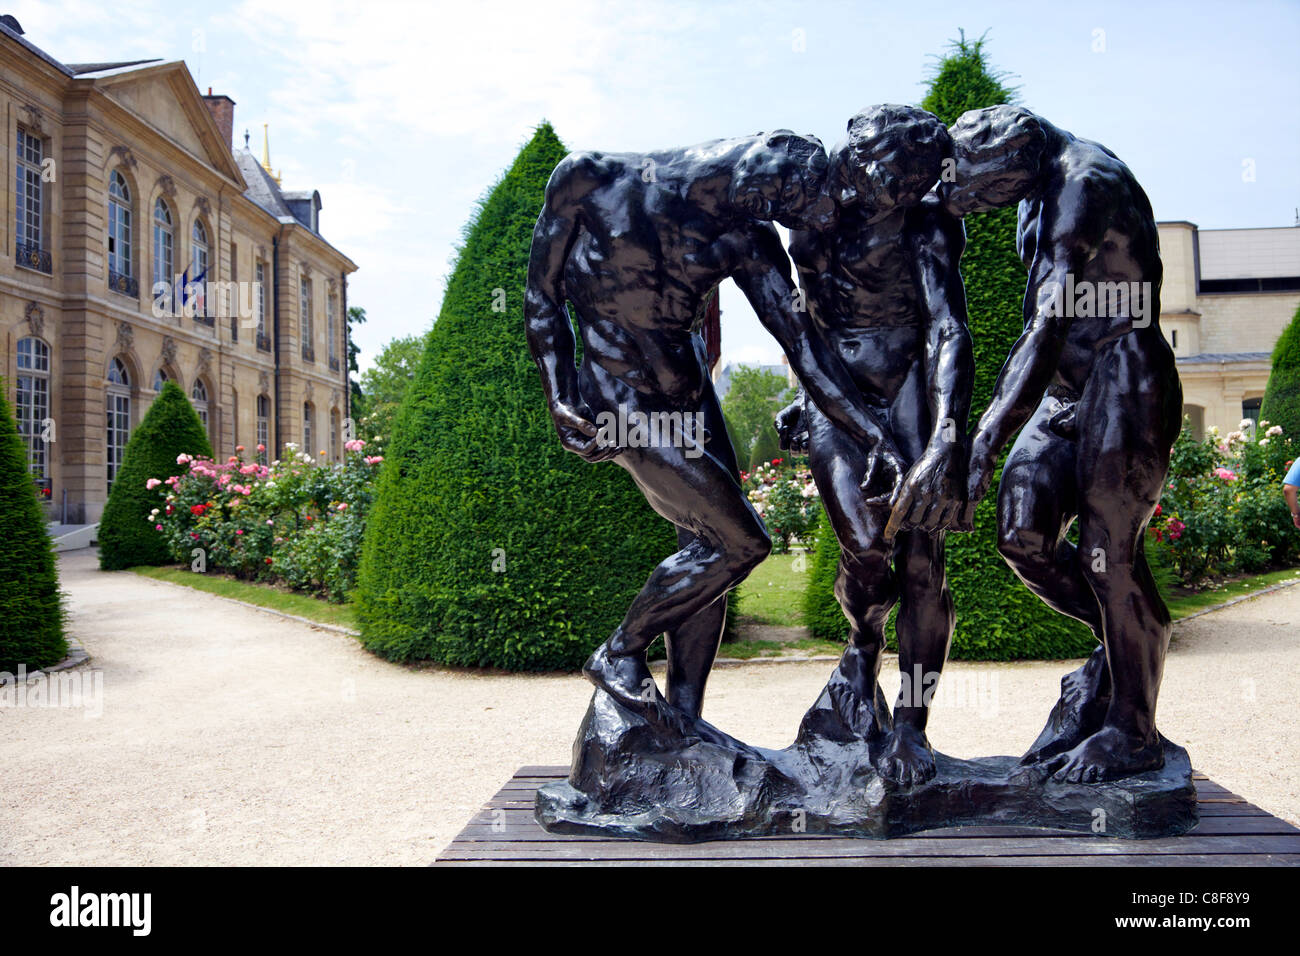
[436,833,1300,861]
[433,853,1300,867]
[437,767,1298,865]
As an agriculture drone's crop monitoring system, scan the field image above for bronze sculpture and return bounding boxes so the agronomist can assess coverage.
[525,106,1195,841]
[932,105,1183,783]
[777,105,973,786]
[525,131,903,724]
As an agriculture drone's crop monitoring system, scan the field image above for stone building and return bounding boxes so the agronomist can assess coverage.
[1,16,357,524]
[1158,221,1300,437]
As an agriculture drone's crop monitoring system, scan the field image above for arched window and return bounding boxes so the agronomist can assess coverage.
[16,337,51,492]
[106,357,132,490]
[192,379,210,434]
[256,394,270,463]
[107,171,133,285]
[330,408,340,461]
[153,367,170,393]
[153,198,173,301]
[303,402,315,454]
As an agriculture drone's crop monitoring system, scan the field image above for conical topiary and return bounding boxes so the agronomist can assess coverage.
[1261,303,1300,442]
[803,32,1093,660]
[0,381,66,670]
[355,122,677,670]
[98,380,212,570]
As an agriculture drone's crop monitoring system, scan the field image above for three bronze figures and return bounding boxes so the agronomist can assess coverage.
[525,104,1192,840]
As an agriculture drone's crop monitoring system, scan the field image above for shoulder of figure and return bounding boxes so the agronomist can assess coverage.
[545,151,621,208]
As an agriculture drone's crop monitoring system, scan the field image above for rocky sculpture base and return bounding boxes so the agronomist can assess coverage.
[535,680,1198,843]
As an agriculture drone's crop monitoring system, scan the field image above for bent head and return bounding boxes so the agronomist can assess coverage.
[730,131,838,231]
[829,105,951,216]
[941,105,1047,217]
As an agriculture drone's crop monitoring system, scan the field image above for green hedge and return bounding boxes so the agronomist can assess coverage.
[802,506,842,641]
[0,382,66,670]
[803,33,1093,659]
[355,123,677,670]
[1260,303,1300,442]
[98,380,212,570]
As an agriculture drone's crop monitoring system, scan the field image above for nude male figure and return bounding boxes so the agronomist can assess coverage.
[778,105,973,785]
[926,106,1183,782]
[525,132,905,722]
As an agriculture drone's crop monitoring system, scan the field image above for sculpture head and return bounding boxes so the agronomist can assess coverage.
[829,105,951,217]
[730,131,838,231]
[940,105,1048,217]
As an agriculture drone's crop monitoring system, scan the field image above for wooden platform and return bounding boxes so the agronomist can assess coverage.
[434,766,1300,866]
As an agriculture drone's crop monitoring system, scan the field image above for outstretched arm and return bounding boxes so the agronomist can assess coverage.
[732,225,905,502]
[887,208,974,537]
[524,167,619,463]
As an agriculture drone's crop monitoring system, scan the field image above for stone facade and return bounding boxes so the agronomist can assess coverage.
[1158,221,1300,437]
[1,22,356,523]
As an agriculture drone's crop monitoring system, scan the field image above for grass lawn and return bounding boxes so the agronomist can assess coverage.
[1165,566,1300,619]
[733,550,1300,632]
[128,565,358,630]
[733,551,812,627]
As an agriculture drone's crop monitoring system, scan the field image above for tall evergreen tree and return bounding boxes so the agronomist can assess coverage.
[1260,303,1300,441]
[0,382,66,670]
[355,123,677,670]
[804,32,1092,659]
[98,380,212,570]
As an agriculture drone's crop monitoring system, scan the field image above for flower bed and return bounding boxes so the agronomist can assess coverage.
[741,456,822,554]
[1151,419,1300,585]
[144,440,381,602]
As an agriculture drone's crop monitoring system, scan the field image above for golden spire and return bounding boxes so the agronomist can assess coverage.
[261,122,281,184]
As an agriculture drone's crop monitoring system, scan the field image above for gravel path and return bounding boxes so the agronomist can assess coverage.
[2,550,1296,865]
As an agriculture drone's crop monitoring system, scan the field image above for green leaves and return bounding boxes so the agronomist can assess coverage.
[1261,303,1300,443]
[354,123,676,670]
[98,381,213,571]
[0,381,66,670]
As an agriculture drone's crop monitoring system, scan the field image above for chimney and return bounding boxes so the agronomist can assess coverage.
[202,89,236,149]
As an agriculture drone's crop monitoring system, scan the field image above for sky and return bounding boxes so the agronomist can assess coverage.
[10,0,1300,372]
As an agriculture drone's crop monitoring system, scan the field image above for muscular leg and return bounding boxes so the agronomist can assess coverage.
[997,394,1112,765]
[877,528,953,785]
[585,396,770,716]
[874,365,952,785]
[1044,330,1182,782]
[808,402,899,743]
[663,385,740,719]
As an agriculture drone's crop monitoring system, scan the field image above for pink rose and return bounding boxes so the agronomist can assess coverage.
[146,478,162,490]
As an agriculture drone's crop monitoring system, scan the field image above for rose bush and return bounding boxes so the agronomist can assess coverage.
[1151,419,1300,584]
[144,440,381,601]
[742,456,822,554]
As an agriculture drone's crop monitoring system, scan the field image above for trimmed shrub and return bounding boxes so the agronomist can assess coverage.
[98,380,212,570]
[355,123,677,670]
[0,382,66,670]
[803,506,843,642]
[803,32,1093,659]
[1260,303,1300,441]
